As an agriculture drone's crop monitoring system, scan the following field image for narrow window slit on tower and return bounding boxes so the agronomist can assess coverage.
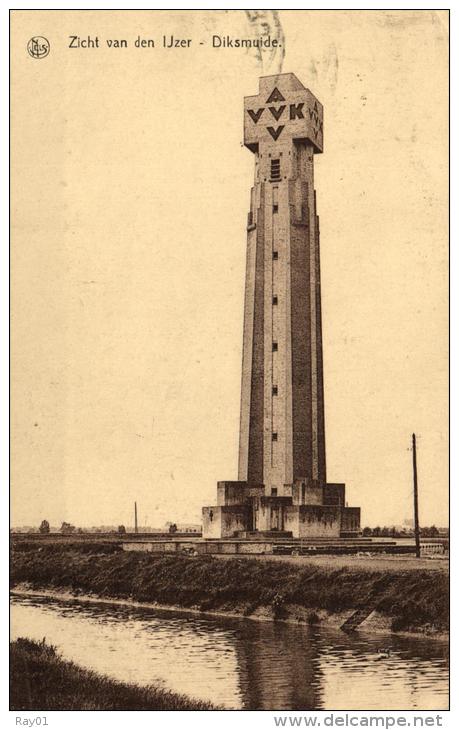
[272,433,278,442]
[273,251,278,260]
[270,158,281,181]
[272,296,278,305]
[273,204,278,213]
[272,342,278,352]
[272,385,278,396]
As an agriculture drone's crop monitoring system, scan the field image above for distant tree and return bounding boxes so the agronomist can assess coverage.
[380,527,389,537]
[390,527,397,538]
[60,521,75,535]
[39,519,50,534]
[118,525,126,534]
[421,525,440,537]
[362,526,372,537]
[169,523,177,534]
[373,526,381,537]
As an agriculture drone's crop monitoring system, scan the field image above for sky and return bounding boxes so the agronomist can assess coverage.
[11,10,448,528]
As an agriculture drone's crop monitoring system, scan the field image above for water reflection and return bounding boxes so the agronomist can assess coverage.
[10,595,448,710]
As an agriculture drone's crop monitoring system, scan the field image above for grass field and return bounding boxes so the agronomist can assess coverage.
[10,638,217,710]
[218,553,448,572]
[11,539,449,634]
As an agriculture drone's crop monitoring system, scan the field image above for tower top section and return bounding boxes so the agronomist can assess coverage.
[244,72,323,154]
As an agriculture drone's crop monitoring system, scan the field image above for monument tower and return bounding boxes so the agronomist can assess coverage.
[202,73,360,539]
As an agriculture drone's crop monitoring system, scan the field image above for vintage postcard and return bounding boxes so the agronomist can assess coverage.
[9,8,449,716]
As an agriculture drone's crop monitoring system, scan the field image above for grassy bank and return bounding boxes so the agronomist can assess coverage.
[11,541,448,634]
[10,638,217,710]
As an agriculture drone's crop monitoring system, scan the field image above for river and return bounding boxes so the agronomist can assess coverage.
[11,594,448,711]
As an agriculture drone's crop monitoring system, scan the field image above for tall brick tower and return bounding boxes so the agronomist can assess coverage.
[202,74,360,540]
[239,73,325,493]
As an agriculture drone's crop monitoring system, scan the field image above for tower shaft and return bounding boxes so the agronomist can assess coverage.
[238,77,326,493]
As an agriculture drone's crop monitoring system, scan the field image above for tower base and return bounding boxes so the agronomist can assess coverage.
[202,480,360,539]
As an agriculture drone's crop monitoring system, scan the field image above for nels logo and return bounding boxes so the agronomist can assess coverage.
[27,37,50,59]
[247,87,323,142]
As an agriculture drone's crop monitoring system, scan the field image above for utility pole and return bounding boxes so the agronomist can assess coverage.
[412,433,421,558]
[134,501,138,535]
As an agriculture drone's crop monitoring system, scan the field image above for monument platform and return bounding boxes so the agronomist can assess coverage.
[203,480,360,540]
[122,537,418,557]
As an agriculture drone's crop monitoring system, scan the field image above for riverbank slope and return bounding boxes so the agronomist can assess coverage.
[10,638,218,710]
[10,541,449,635]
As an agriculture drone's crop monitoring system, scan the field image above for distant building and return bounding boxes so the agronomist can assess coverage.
[175,524,201,533]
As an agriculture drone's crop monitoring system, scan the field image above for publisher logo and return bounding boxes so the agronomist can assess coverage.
[27,37,50,59]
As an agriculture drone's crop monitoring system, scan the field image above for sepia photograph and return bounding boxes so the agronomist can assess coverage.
[9,8,449,714]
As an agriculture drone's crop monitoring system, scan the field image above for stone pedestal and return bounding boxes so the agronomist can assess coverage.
[203,479,360,539]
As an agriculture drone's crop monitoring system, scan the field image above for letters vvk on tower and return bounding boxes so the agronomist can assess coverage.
[202,73,361,539]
